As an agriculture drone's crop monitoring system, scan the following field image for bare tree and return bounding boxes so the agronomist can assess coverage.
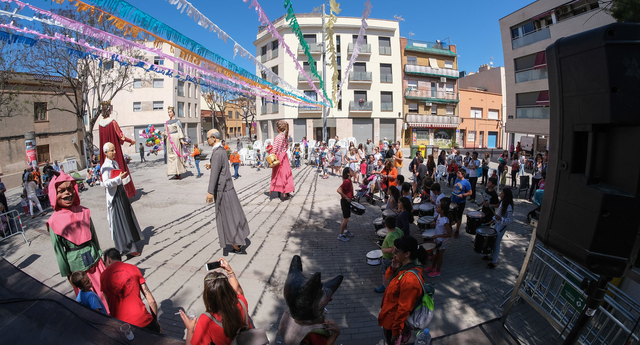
[234,96,256,139]
[0,42,29,121]
[202,87,231,139]
[22,8,149,149]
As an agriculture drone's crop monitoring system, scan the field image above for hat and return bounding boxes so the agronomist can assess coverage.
[384,137,387,140]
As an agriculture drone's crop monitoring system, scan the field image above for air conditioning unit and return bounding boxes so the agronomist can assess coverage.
[440,77,447,83]
[424,102,432,106]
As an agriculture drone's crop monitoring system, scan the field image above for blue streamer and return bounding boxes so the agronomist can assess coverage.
[0,31,38,47]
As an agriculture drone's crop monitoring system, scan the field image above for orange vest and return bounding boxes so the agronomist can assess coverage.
[230,153,241,163]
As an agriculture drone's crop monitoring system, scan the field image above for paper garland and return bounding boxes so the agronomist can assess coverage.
[283,0,331,107]
[325,0,340,104]
[336,0,372,103]
[244,0,331,107]
[0,30,37,46]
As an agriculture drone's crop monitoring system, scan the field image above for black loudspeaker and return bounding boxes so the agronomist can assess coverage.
[538,23,640,278]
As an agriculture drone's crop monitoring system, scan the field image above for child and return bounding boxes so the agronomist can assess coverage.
[71,270,108,314]
[314,148,321,170]
[337,167,354,242]
[322,150,330,179]
[374,217,404,293]
[360,159,368,183]
[511,156,520,188]
[21,194,29,215]
[425,197,453,277]
[256,149,263,172]
[396,196,414,237]
[294,144,301,168]
[447,160,459,187]
[538,173,546,190]
[430,183,444,207]
[85,169,95,187]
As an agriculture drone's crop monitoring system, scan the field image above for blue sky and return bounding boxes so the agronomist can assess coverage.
[44,0,534,74]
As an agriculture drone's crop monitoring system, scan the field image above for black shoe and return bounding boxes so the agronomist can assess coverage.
[482,255,492,261]
[230,248,247,255]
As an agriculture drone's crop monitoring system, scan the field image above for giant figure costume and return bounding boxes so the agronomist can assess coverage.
[278,255,343,345]
[166,116,187,177]
[98,101,136,198]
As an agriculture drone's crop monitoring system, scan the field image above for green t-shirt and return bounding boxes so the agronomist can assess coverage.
[381,228,404,260]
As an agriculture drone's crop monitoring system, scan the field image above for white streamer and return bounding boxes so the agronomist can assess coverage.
[336,0,372,103]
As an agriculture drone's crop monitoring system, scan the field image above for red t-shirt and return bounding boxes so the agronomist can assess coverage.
[191,295,250,345]
[100,261,153,328]
[340,179,354,199]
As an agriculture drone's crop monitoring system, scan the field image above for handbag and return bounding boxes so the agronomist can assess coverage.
[401,268,435,331]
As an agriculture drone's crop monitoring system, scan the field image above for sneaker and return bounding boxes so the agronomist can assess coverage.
[230,248,247,255]
[344,230,355,237]
[423,266,436,274]
[428,270,441,277]
[375,284,386,293]
[337,234,350,242]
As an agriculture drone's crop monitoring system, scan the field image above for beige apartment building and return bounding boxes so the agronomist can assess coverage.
[90,44,202,155]
[400,37,460,148]
[499,0,614,153]
[0,74,86,189]
[254,14,402,145]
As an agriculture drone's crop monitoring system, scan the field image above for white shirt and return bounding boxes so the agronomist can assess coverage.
[434,214,450,244]
[430,191,445,206]
[468,159,481,177]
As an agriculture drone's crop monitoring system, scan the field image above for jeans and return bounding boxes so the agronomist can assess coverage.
[493,227,507,263]
[233,162,240,179]
[530,177,541,199]
[294,157,300,167]
[195,159,201,176]
[140,152,145,162]
[469,176,478,200]
[448,173,456,186]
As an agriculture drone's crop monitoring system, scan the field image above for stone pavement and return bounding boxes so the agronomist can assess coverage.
[0,152,552,344]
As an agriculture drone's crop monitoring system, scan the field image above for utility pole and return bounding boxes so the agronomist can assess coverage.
[321,3,328,144]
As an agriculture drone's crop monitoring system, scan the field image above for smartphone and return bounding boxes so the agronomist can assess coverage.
[205,261,221,271]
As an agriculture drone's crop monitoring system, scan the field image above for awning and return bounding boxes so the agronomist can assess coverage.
[409,123,458,129]
[534,51,547,70]
[536,90,549,105]
[428,58,440,69]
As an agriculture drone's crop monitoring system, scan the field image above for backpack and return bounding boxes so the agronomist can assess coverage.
[204,299,269,345]
[385,149,394,159]
[400,268,435,331]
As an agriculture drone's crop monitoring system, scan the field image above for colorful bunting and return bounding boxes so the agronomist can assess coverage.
[325,0,340,104]
[336,0,372,103]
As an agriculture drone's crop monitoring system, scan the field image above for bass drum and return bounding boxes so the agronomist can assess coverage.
[474,227,497,254]
[350,201,366,216]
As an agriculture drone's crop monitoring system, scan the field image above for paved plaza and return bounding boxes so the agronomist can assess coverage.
[0,150,551,344]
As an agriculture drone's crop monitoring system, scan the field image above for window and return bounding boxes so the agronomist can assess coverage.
[194,85,198,99]
[303,61,316,73]
[488,109,499,120]
[304,90,317,101]
[235,111,239,119]
[133,79,142,88]
[336,35,341,52]
[338,98,342,111]
[153,79,164,88]
[34,102,47,121]
[416,130,429,140]
[379,37,391,55]
[380,92,392,111]
[133,102,141,112]
[517,91,542,106]
[354,90,367,102]
[177,81,185,97]
[195,105,198,118]
[153,101,163,110]
[431,105,437,115]
[407,80,418,90]
[154,56,164,65]
[514,52,548,83]
[188,84,191,97]
[261,45,267,56]
[228,111,233,118]
[380,64,392,83]
[37,145,50,163]
[444,60,454,69]
[407,56,417,65]
[188,103,191,117]
[352,35,367,43]
[178,63,184,72]
[468,131,475,142]
[177,102,185,117]
[470,108,482,118]
[303,34,317,44]
[446,83,454,93]
[271,65,278,76]
[272,40,278,51]
[446,106,454,115]
[408,103,418,113]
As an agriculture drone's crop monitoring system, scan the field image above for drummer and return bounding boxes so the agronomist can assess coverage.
[430,183,445,207]
[451,168,472,238]
[480,178,500,224]
[337,167,355,242]
[375,217,404,293]
[425,197,453,278]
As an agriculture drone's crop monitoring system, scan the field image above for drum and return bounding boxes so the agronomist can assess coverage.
[373,217,385,230]
[382,209,398,220]
[413,197,422,204]
[449,203,459,222]
[474,227,497,254]
[421,229,437,239]
[420,242,437,257]
[376,228,388,238]
[418,203,435,217]
[266,153,280,168]
[350,201,366,216]
[466,211,485,235]
[366,249,383,266]
[417,216,435,230]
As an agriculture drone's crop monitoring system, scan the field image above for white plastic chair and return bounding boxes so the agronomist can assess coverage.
[328,139,336,148]
[245,150,256,166]
[238,148,249,165]
[253,140,263,152]
[347,137,357,147]
[436,165,447,183]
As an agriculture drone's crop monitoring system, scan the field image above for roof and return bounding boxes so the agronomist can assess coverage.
[405,45,457,57]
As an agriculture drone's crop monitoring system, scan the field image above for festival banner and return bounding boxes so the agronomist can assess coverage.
[325,0,340,104]
[336,0,372,103]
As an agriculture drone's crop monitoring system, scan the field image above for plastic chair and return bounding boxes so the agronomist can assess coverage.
[238,148,249,165]
[264,139,273,149]
[328,139,336,148]
[435,165,446,183]
[347,137,357,147]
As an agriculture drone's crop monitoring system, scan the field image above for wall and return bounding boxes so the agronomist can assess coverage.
[458,89,503,148]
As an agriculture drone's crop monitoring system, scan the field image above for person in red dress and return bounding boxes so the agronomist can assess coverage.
[270,120,295,201]
[98,100,136,198]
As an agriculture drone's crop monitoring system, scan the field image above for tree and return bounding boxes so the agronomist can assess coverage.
[202,87,231,139]
[603,0,640,22]
[23,8,149,151]
[0,42,28,121]
[235,96,256,139]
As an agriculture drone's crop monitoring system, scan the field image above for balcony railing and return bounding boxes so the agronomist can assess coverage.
[298,73,321,82]
[347,43,372,55]
[298,43,322,55]
[381,102,393,111]
[405,39,456,56]
[271,49,278,59]
[260,105,267,114]
[515,68,548,83]
[512,27,550,49]
[349,101,373,112]
[380,73,393,83]
[298,105,322,113]
[516,106,549,119]
[348,71,372,82]
[379,46,391,55]
[261,54,267,63]
[405,89,459,103]
[404,64,459,79]
[406,114,460,126]
[271,103,279,113]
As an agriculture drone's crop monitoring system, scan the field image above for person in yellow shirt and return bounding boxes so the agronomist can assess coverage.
[230,149,241,179]
[393,142,403,175]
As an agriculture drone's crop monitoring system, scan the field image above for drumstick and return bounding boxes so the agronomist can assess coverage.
[372,241,382,248]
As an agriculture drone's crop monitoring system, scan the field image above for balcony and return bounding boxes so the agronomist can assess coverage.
[271,49,278,59]
[516,106,549,119]
[406,114,460,128]
[512,27,550,49]
[405,89,459,104]
[380,73,393,83]
[349,101,373,112]
[298,72,321,83]
[348,71,372,83]
[404,64,459,79]
[347,43,371,55]
[405,39,456,57]
[261,54,267,63]
[298,43,322,55]
[260,105,267,114]
[381,102,393,111]
[515,68,548,83]
[379,46,391,55]
[271,103,279,113]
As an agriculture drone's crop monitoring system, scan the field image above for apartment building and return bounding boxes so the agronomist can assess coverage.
[90,44,202,156]
[254,14,402,145]
[400,37,459,149]
[458,65,506,149]
[499,0,614,153]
